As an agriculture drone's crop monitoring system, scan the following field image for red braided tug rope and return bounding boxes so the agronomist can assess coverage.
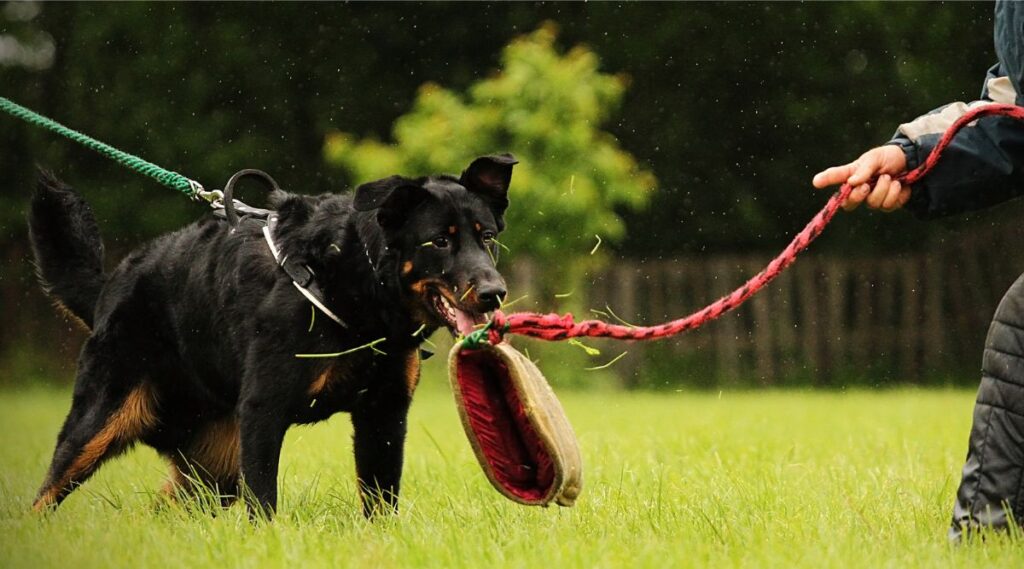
[450,103,1024,507]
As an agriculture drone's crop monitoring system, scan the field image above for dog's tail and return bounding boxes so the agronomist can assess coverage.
[28,170,106,330]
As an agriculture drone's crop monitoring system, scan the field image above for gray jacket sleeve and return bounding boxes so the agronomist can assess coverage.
[888,64,1024,219]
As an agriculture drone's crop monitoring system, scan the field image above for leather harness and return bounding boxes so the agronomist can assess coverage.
[209,169,347,328]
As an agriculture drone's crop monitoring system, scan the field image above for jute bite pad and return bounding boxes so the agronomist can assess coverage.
[448,342,582,506]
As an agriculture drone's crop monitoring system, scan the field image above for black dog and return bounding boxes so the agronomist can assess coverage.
[28,154,516,517]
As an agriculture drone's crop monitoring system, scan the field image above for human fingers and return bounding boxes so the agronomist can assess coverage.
[865,174,892,209]
[879,144,908,175]
[842,183,871,211]
[880,180,904,211]
[847,149,883,187]
[897,185,912,208]
[813,163,857,189]
[882,184,912,212]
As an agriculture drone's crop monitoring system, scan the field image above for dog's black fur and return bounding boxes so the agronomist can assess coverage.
[29,154,516,517]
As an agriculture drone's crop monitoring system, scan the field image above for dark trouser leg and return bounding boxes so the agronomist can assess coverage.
[950,272,1024,540]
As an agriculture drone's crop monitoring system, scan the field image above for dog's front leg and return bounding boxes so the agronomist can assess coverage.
[351,356,415,517]
[238,372,294,519]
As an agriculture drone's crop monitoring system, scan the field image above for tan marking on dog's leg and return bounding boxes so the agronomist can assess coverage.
[309,363,337,396]
[308,360,356,398]
[309,362,342,397]
[161,462,188,499]
[188,418,241,484]
[402,261,414,275]
[404,350,421,396]
[32,488,60,512]
[162,419,240,504]
[33,383,158,511]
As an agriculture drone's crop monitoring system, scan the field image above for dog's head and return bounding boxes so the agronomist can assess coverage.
[354,154,516,336]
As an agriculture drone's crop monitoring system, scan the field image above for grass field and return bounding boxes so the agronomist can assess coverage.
[1,376,1020,568]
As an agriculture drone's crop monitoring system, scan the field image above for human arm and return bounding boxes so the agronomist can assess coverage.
[813,64,1024,218]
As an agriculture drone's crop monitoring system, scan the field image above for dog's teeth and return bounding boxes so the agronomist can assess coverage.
[431,292,462,329]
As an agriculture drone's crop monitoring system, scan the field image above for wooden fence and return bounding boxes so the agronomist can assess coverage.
[2,224,1023,387]
[504,225,1024,387]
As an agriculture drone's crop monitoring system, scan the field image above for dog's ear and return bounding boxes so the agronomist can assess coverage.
[460,154,518,223]
[354,175,429,229]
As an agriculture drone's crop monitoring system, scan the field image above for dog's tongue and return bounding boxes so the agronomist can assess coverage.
[455,308,485,337]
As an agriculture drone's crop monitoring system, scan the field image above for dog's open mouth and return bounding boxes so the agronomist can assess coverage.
[430,289,489,337]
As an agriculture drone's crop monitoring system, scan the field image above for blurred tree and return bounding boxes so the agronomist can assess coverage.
[0,2,1007,386]
[324,24,656,264]
[0,2,999,256]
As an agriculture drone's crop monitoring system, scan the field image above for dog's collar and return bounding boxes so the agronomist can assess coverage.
[263,213,347,328]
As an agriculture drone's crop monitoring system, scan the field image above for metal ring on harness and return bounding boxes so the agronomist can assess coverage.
[222,169,282,229]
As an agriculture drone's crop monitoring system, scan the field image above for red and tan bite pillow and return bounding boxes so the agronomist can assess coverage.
[448,341,582,506]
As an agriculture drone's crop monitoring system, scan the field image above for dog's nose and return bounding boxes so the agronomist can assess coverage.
[475,283,507,311]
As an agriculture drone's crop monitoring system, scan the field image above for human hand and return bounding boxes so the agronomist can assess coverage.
[812,145,910,212]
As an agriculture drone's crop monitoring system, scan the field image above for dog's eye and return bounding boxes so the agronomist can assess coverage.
[420,235,451,249]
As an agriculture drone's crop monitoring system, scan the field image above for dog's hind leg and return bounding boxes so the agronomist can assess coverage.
[33,344,157,511]
[162,418,241,507]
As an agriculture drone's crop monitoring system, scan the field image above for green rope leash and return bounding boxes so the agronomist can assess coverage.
[0,96,208,200]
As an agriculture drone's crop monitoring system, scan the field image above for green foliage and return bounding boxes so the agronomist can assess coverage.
[324,24,656,263]
[0,3,998,255]
[0,3,1004,387]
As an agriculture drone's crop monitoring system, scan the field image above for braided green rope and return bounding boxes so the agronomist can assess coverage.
[0,96,204,198]
[461,322,494,351]
[460,319,511,350]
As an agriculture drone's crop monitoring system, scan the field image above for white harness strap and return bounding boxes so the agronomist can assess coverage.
[262,216,347,328]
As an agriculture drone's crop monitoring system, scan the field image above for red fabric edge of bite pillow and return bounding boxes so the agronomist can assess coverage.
[456,349,555,502]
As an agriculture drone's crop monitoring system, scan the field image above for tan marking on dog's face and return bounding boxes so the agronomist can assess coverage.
[34,383,158,511]
[407,277,479,330]
[474,222,482,232]
[402,261,414,275]
[448,225,457,235]
[409,278,449,300]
